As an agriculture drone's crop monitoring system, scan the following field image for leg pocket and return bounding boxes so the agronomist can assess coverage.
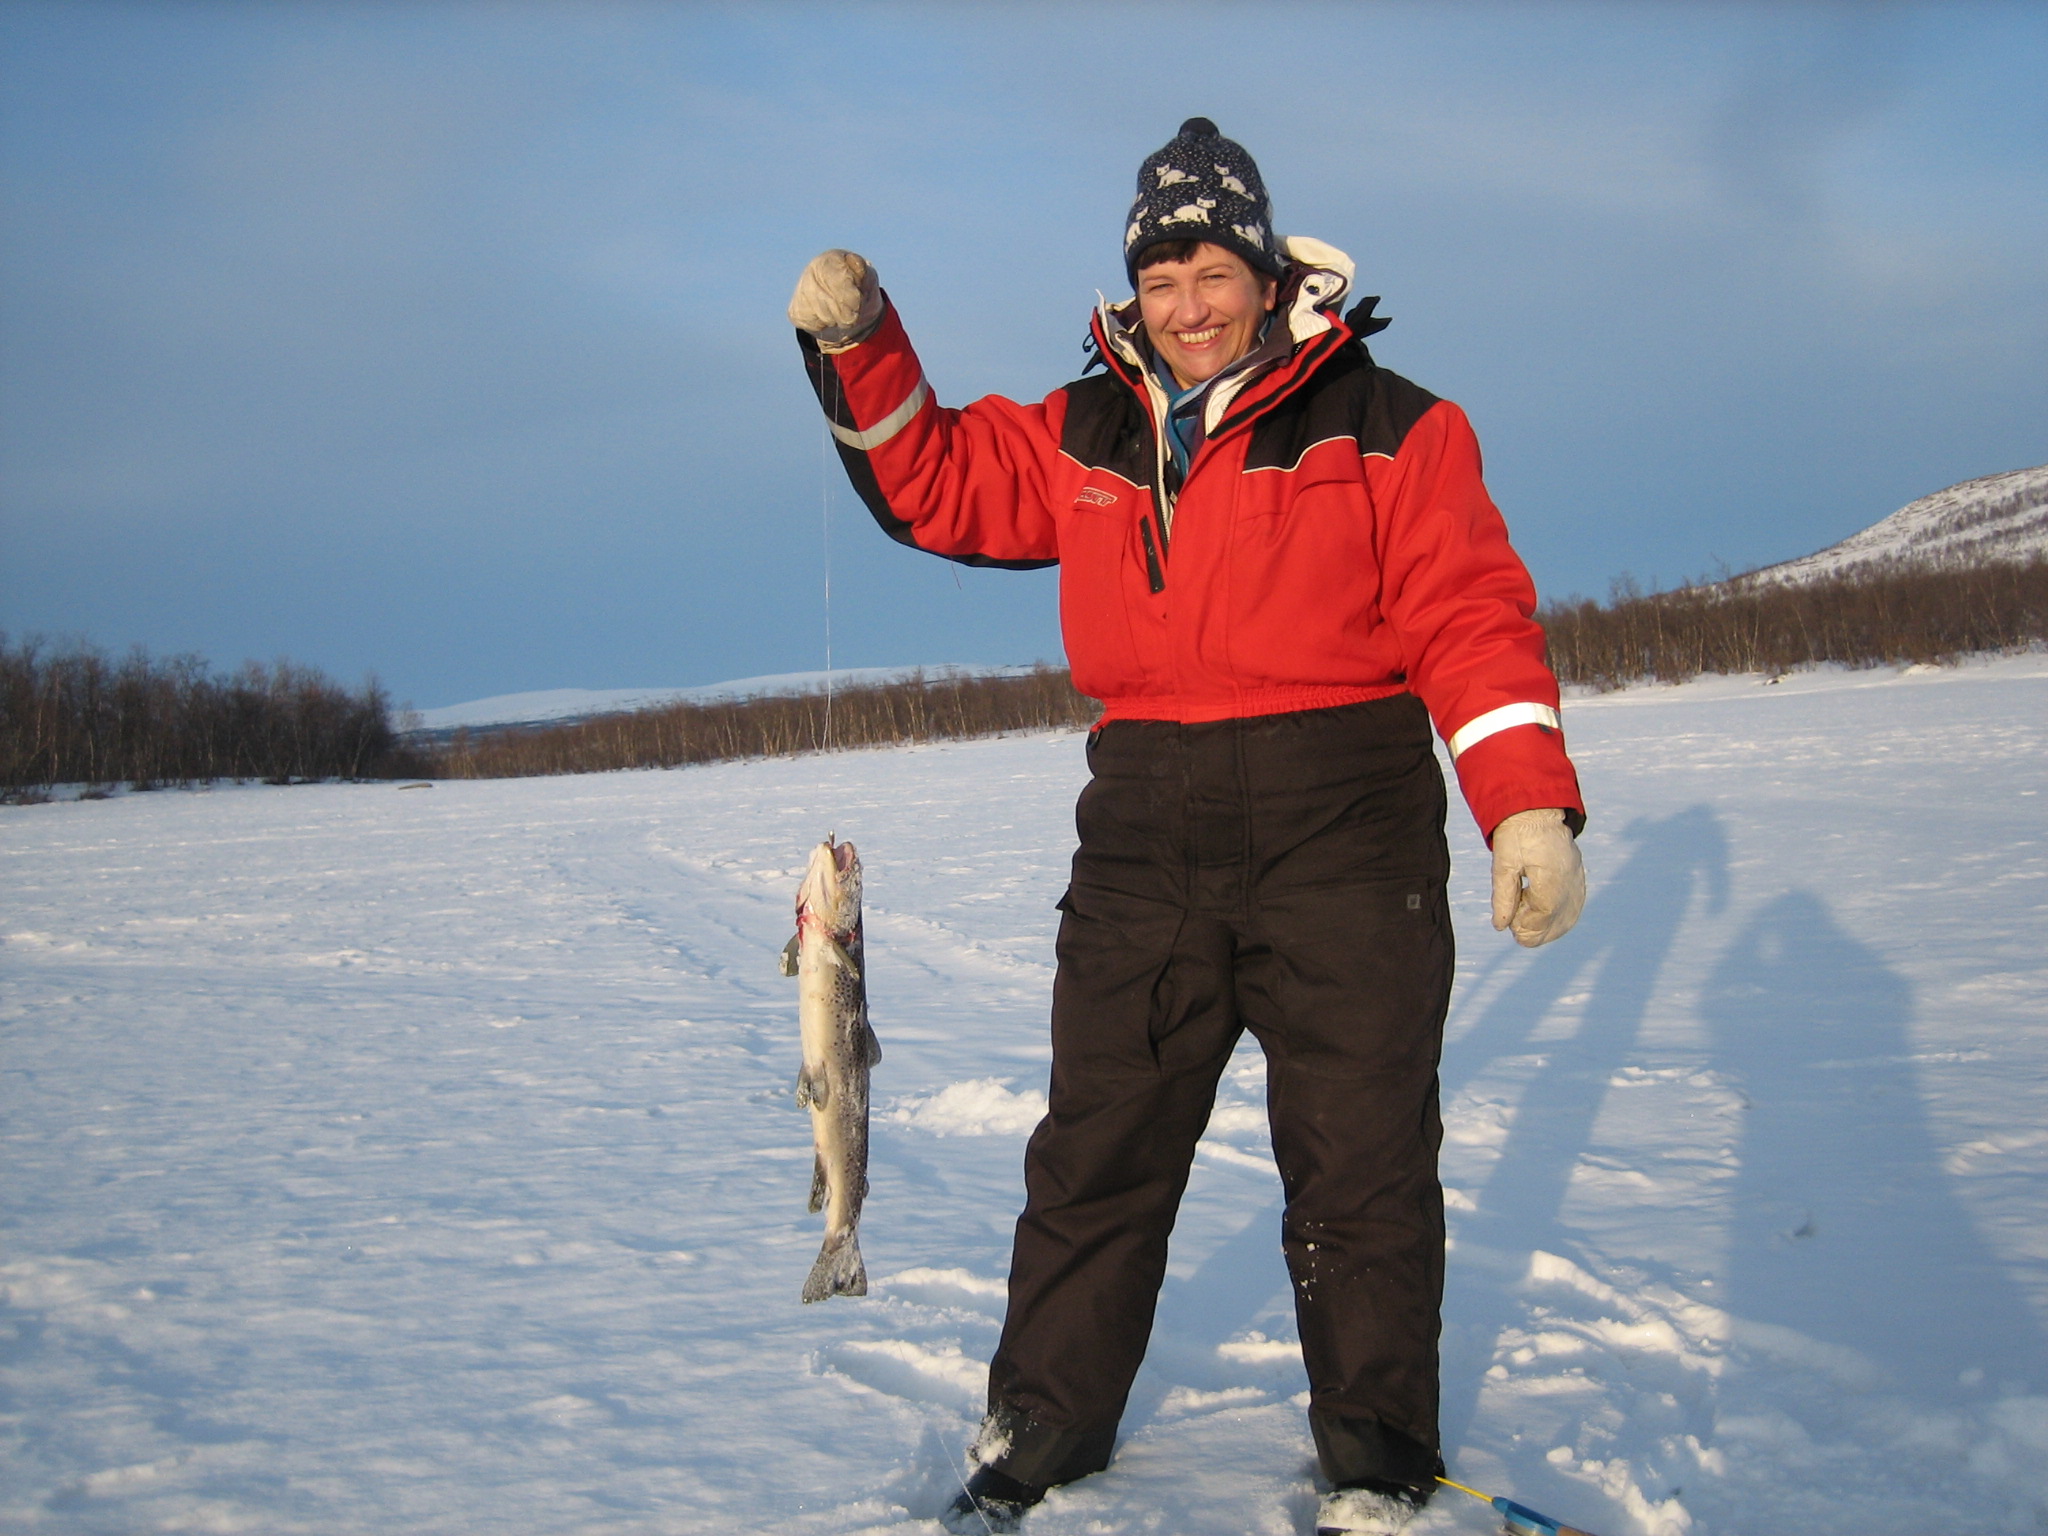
[1050,885,1237,1079]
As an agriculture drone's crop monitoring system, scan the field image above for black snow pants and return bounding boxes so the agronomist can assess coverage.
[980,695,1454,1493]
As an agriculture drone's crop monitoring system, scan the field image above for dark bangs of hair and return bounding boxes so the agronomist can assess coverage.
[1134,239,1206,271]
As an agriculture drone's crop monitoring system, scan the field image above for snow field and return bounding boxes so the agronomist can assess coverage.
[3,654,2046,1534]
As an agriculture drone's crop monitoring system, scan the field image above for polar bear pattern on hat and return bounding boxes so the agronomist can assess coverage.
[1124,117,1279,283]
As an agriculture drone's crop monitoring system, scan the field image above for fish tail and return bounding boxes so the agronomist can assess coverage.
[800,1228,867,1303]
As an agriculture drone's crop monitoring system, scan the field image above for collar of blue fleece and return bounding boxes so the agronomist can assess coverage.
[1151,314,1283,473]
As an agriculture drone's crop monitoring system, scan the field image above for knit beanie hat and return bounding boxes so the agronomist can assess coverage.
[1123,117,1280,284]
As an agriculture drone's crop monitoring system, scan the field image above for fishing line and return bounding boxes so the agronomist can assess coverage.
[820,422,835,750]
[947,1455,997,1536]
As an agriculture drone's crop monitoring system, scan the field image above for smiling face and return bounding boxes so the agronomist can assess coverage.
[1136,243,1278,389]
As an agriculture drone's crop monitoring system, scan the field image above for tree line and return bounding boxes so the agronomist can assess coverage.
[1538,557,2048,691]
[425,666,1096,779]
[9,555,2044,798]
[1,634,424,799]
[433,558,2046,781]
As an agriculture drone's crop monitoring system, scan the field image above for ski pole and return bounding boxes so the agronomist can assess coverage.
[1438,1475,1606,1536]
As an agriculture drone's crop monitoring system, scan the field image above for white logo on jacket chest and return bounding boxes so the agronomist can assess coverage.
[1075,487,1120,508]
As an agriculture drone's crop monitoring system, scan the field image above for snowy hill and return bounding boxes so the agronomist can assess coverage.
[1731,462,2048,589]
[6,655,2047,1534]
[412,665,1036,733]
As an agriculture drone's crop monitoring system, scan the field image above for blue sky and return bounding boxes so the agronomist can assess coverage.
[3,1,2044,710]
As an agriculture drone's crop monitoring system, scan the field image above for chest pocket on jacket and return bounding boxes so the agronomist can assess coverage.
[1235,463,1369,541]
[1226,462,1386,666]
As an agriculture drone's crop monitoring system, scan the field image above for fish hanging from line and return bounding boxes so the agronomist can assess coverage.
[780,833,881,1302]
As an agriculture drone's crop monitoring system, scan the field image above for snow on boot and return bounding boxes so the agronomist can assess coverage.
[942,1465,1047,1534]
[1315,1481,1426,1536]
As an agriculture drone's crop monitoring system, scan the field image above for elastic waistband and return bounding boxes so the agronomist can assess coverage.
[1076,692,1448,901]
[1086,692,1435,775]
[1091,682,1411,727]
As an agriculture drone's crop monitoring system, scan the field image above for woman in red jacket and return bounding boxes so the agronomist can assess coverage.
[790,119,1587,1536]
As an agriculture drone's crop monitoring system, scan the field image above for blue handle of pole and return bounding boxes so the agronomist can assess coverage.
[1494,1497,1561,1536]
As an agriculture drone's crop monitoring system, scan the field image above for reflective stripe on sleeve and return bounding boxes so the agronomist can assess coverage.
[1446,701,1562,760]
[828,378,930,452]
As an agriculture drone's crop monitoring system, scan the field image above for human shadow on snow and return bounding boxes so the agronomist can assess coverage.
[1130,1189,1298,1429]
[1438,804,2046,1461]
[1702,891,2048,1404]
[1436,805,1730,1453]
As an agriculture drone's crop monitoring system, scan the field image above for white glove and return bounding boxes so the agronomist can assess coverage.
[1490,807,1586,948]
[788,249,883,350]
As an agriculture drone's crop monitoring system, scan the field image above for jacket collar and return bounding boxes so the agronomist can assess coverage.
[1090,234,1359,434]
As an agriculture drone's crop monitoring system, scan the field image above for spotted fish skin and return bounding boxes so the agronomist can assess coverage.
[787,834,881,1303]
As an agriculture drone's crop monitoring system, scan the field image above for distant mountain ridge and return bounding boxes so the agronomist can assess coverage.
[1729,463,2048,590]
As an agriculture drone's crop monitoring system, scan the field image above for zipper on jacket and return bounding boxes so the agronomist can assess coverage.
[1142,370,1179,551]
[1138,516,1166,594]
[1091,296,1359,612]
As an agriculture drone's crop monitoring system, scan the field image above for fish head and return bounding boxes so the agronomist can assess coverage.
[796,834,862,931]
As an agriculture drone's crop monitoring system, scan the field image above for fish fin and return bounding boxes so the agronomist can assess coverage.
[801,1230,868,1303]
[863,1021,883,1067]
[824,936,861,980]
[795,1066,827,1109]
[808,1153,827,1214]
[777,933,800,977]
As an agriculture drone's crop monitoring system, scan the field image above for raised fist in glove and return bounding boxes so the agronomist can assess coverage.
[1491,807,1586,947]
[788,249,883,350]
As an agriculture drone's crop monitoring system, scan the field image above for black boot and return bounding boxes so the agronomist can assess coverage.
[942,1465,1048,1534]
[1314,1477,1433,1535]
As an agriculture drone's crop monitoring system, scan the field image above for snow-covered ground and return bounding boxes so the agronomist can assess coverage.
[412,666,1036,733]
[1731,463,2048,589]
[5,654,2046,1535]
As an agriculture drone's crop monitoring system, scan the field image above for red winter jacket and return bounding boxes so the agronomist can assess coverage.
[798,244,1583,840]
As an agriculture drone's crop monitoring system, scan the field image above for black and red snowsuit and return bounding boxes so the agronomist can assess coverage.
[798,242,1584,1493]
